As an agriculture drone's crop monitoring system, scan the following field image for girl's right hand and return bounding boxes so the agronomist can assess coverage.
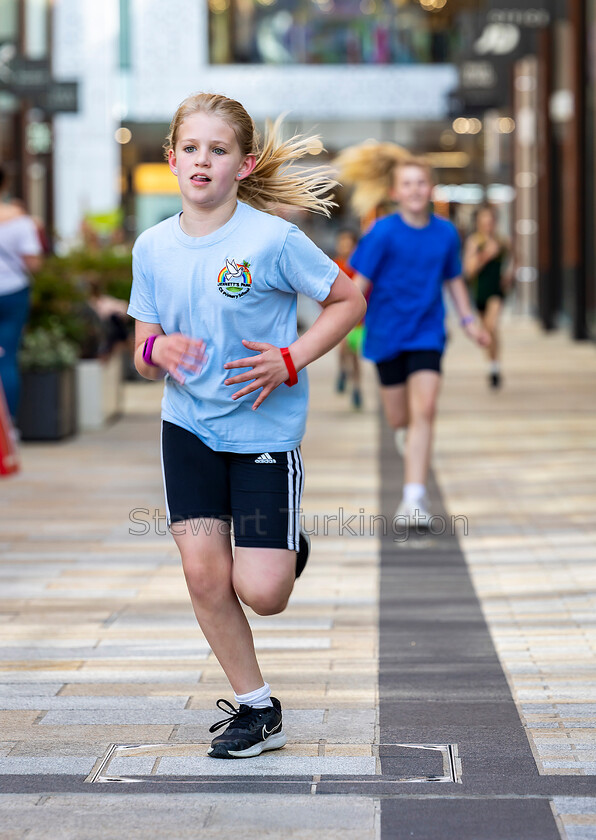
[151,333,207,385]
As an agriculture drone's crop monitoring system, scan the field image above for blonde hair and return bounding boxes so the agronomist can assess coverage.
[335,142,434,218]
[164,92,336,217]
[334,141,410,218]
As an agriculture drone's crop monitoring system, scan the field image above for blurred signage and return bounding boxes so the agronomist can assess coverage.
[487,8,551,27]
[0,44,78,113]
[450,2,552,115]
[485,0,553,27]
[475,23,521,55]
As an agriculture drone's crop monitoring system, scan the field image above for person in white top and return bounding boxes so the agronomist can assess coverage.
[0,166,43,418]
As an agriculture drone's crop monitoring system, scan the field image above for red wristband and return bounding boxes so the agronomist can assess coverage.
[142,334,160,367]
[280,347,298,387]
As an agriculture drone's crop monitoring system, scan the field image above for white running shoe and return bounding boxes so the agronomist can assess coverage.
[395,496,431,528]
[394,427,407,457]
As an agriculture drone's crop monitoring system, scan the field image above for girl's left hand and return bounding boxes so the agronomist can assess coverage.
[224,340,291,410]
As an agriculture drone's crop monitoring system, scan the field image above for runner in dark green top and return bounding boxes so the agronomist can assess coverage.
[464,205,514,389]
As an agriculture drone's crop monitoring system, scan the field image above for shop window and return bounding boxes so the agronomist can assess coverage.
[208,0,461,65]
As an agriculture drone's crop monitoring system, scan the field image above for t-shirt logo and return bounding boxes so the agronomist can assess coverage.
[217,259,252,299]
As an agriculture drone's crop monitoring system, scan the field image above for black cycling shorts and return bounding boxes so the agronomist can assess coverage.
[160,420,304,550]
[376,350,442,387]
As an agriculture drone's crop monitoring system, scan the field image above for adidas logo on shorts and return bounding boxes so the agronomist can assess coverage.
[255,453,276,464]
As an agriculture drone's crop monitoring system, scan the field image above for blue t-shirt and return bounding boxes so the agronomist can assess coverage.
[128,201,338,453]
[350,213,462,362]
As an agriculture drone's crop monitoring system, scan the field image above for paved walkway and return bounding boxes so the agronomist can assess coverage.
[0,316,595,838]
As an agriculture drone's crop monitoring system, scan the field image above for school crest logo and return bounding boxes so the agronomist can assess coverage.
[217,259,252,299]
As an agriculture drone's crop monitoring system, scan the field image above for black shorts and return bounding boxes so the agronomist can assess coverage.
[160,421,304,550]
[375,350,442,387]
[476,291,504,314]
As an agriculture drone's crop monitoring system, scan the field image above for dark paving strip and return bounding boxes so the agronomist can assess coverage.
[378,419,566,839]
[2,775,596,797]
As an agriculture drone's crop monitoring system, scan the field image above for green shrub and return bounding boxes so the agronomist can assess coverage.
[19,322,79,371]
[26,247,133,359]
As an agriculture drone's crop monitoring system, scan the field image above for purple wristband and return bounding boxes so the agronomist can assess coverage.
[142,334,159,367]
[460,315,474,327]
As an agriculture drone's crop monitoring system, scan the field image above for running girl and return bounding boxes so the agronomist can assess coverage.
[128,93,365,759]
[463,204,514,389]
[338,150,488,526]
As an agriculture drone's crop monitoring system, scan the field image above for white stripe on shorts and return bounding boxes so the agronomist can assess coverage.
[159,420,171,526]
[286,447,303,551]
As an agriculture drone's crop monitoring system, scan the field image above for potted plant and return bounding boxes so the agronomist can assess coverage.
[18,322,78,440]
[22,247,134,433]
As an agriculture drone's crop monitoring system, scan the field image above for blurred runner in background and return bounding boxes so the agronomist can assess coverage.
[0,166,43,421]
[333,228,364,409]
[337,147,489,527]
[463,204,514,389]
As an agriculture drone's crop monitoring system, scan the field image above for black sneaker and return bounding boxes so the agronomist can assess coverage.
[489,372,501,389]
[296,530,310,578]
[336,370,347,393]
[208,698,286,759]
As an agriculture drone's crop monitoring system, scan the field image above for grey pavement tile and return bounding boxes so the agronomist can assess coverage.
[0,695,188,710]
[0,670,201,684]
[560,829,596,840]
[0,757,96,774]
[0,585,49,597]
[107,756,157,775]
[554,705,596,716]
[536,744,581,755]
[253,637,331,650]
[29,589,140,599]
[554,798,596,815]
[0,646,207,661]
[542,761,580,768]
[0,565,67,576]
[0,684,64,696]
[94,639,210,651]
[0,794,376,840]
[290,596,376,605]
[156,755,376,776]
[0,795,43,805]
[39,709,218,726]
[249,617,334,630]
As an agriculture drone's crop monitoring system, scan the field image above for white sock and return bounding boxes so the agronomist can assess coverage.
[403,483,426,503]
[234,682,272,709]
[394,427,407,452]
[489,361,500,374]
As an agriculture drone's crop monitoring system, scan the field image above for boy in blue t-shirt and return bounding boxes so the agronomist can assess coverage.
[350,157,488,525]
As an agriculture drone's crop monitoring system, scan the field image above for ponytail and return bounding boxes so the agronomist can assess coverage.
[334,141,410,217]
[239,116,336,217]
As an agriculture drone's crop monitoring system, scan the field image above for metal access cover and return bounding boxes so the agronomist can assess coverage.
[86,742,461,785]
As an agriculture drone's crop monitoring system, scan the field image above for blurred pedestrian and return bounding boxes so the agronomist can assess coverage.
[0,166,43,420]
[463,204,514,389]
[333,228,364,408]
[128,93,365,760]
[339,149,488,526]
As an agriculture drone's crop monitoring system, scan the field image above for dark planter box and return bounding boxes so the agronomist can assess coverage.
[18,368,77,441]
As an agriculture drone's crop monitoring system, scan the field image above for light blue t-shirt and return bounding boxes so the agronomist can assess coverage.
[128,201,338,453]
[350,213,462,362]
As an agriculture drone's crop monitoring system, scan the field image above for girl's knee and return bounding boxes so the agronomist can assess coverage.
[411,401,437,425]
[236,584,291,616]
